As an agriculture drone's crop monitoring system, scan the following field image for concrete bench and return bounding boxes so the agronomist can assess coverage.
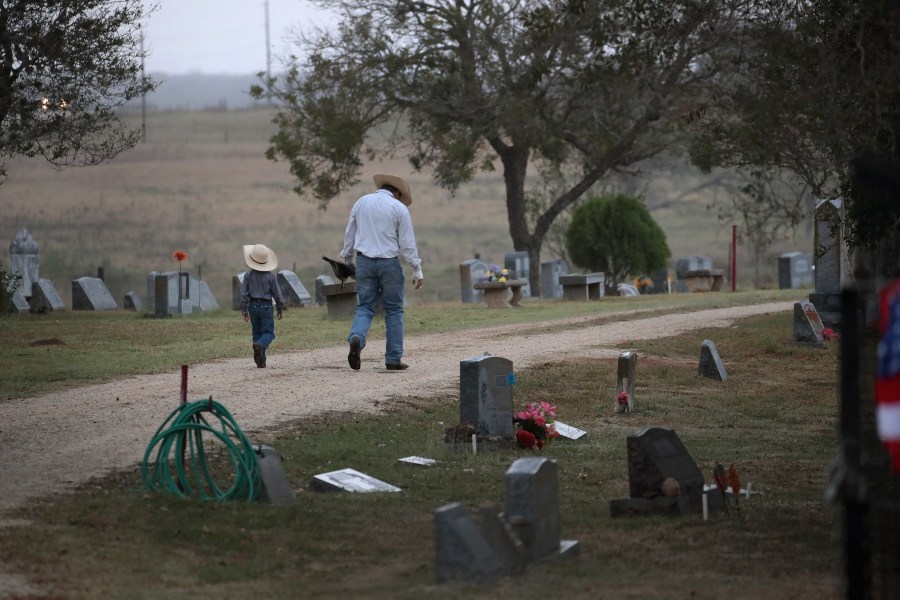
[559,273,605,301]
[684,269,725,293]
[472,278,528,308]
[321,281,358,318]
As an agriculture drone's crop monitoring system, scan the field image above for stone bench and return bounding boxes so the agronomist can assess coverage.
[321,281,358,318]
[559,273,605,301]
[683,269,725,293]
[472,278,528,308]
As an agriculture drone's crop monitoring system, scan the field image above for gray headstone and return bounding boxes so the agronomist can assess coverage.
[309,468,401,493]
[504,457,561,561]
[810,199,850,326]
[29,278,64,313]
[648,268,669,294]
[71,277,117,310]
[459,259,488,303]
[793,300,825,345]
[434,502,506,583]
[478,504,527,575]
[123,291,143,311]
[698,339,727,381]
[8,228,39,297]
[675,256,713,280]
[8,287,29,313]
[232,272,246,310]
[315,274,335,306]
[778,252,813,289]
[459,355,515,437]
[146,271,159,309]
[153,275,170,317]
[505,251,530,297]
[147,271,199,314]
[254,445,295,505]
[625,427,704,515]
[198,280,219,311]
[277,269,312,307]
[540,260,568,299]
[615,351,637,413]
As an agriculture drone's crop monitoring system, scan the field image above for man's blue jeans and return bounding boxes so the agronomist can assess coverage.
[249,301,275,361]
[348,255,405,364]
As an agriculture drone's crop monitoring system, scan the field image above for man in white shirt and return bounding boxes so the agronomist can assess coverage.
[341,174,424,370]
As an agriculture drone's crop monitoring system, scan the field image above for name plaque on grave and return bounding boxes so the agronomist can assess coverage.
[310,468,401,493]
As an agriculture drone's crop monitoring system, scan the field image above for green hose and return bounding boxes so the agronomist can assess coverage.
[141,397,260,502]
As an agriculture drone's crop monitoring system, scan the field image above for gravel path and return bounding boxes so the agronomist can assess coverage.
[0,301,793,597]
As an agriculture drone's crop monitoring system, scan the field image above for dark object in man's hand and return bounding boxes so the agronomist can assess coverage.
[322,255,356,285]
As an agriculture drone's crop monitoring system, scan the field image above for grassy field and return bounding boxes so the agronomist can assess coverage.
[0,302,841,599]
[1,108,814,309]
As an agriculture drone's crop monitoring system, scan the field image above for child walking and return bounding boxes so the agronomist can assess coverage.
[239,244,285,368]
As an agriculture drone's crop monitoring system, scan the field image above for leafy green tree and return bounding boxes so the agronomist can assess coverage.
[565,194,670,293]
[252,0,765,293]
[0,0,156,184]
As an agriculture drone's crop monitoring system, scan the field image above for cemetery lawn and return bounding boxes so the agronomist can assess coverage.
[0,293,842,598]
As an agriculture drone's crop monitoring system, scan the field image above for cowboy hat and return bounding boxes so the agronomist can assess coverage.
[243,244,278,272]
[373,174,412,206]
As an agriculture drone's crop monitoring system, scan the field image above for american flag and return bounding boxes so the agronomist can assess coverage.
[876,280,900,473]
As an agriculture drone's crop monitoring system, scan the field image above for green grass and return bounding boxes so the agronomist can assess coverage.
[0,299,841,598]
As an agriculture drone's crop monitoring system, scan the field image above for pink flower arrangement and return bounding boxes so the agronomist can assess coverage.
[617,391,630,406]
[822,328,841,341]
[513,401,559,449]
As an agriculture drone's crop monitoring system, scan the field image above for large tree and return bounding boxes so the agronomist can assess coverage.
[254,0,765,293]
[689,0,900,276]
[0,0,156,183]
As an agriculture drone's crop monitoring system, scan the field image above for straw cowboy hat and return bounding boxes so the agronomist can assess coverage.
[373,174,412,206]
[243,244,278,272]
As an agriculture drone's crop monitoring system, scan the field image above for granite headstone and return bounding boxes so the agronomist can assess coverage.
[459,355,515,437]
[72,277,117,310]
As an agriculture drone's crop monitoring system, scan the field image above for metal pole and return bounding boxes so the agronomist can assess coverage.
[731,224,737,292]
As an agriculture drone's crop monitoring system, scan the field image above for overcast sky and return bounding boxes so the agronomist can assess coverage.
[141,0,334,75]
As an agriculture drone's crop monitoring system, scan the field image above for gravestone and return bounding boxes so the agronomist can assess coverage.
[540,260,568,299]
[29,279,64,313]
[71,277,117,310]
[254,445,295,505]
[309,468,401,493]
[198,280,219,311]
[793,300,825,345]
[314,274,334,306]
[459,355,515,437]
[610,427,705,517]
[809,198,850,327]
[278,269,312,307]
[559,273,605,301]
[434,502,506,583]
[8,287,30,313]
[124,291,143,311]
[8,228,39,298]
[147,271,200,315]
[698,339,727,381]
[674,256,712,293]
[504,457,562,561]
[478,504,528,575]
[504,251,530,297]
[648,268,670,294]
[321,281,359,319]
[778,251,814,290]
[615,351,637,413]
[152,275,171,318]
[232,272,246,310]
[459,258,488,303]
[552,421,587,440]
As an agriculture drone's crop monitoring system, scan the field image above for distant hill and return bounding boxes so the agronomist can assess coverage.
[125,73,265,112]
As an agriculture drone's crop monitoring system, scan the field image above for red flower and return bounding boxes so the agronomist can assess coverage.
[515,429,537,449]
[617,391,630,406]
[173,250,189,262]
[822,328,841,341]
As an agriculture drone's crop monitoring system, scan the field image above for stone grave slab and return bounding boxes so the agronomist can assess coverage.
[540,259,568,300]
[559,273,605,301]
[616,427,705,517]
[434,502,506,583]
[8,287,29,313]
[459,258,488,303]
[322,280,358,319]
[314,274,334,306]
[615,351,637,413]
[778,252,813,289]
[698,339,727,381]
[505,251,531,297]
[124,291,144,311]
[72,277,117,310]
[30,278,64,313]
[8,228,39,296]
[398,456,437,466]
[198,280,219,311]
[552,422,587,440]
[459,355,515,437]
[478,504,527,576]
[793,300,825,345]
[504,457,561,561]
[278,269,312,307]
[809,198,850,326]
[309,468,401,493]
[254,445,295,505]
[232,272,246,310]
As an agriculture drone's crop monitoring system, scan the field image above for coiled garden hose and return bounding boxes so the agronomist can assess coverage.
[141,397,260,502]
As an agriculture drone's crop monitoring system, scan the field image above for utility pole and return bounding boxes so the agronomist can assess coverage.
[140,31,147,142]
[264,1,272,102]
